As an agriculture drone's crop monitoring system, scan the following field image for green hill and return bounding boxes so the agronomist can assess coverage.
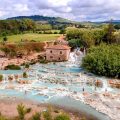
[7,15,75,24]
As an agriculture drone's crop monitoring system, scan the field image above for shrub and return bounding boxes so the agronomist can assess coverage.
[21,63,26,66]
[54,109,59,113]
[32,112,41,120]
[39,59,48,64]
[3,36,8,42]
[43,110,52,120]
[0,115,7,120]
[17,104,27,120]
[54,32,58,34]
[82,44,120,78]
[5,64,21,70]
[39,31,42,34]
[0,42,46,58]
[26,108,31,113]
[25,64,29,69]
[0,75,3,82]
[30,61,36,65]
[54,114,70,120]
[0,113,7,120]
[23,72,28,78]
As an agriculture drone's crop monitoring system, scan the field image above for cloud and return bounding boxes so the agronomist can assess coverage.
[28,0,72,13]
[0,11,8,17]
[0,0,120,21]
[13,4,29,12]
[68,0,120,21]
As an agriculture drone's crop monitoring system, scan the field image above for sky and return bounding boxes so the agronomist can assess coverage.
[0,0,120,21]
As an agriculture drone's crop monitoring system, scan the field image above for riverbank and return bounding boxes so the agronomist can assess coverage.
[0,97,97,120]
[0,53,41,70]
[48,91,120,120]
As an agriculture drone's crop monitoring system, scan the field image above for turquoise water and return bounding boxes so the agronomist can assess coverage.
[0,61,118,120]
[0,89,110,120]
[48,96,110,120]
[0,70,22,74]
[0,89,49,102]
[32,63,83,73]
[68,85,93,93]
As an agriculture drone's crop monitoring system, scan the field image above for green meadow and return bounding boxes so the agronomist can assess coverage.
[0,33,60,43]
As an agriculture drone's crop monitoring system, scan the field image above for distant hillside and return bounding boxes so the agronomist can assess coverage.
[7,15,120,25]
[103,20,120,24]
[93,20,120,24]
[7,15,75,24]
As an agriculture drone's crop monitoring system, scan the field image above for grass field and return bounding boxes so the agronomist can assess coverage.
[0,33,60,43]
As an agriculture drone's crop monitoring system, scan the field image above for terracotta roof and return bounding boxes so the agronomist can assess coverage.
[46,45,70,50]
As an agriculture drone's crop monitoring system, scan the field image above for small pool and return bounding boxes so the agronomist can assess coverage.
[0,53,119,120]
[35,63,83,73]
[0,70,23,74]
[0,89,50,102]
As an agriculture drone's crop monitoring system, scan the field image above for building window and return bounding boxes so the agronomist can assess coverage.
[60,51,62,54]
[50,56,53,59]
[50,50,52,53]
[59,58,61,60]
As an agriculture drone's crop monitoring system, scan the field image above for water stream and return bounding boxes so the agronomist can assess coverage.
[0,49,119,120]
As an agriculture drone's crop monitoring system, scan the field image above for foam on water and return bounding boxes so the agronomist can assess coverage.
[0,50,119,102]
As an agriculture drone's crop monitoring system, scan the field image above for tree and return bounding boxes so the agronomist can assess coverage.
[82,44,120,78]
[66,27,81,40]
[104,20,115,44]
[66,27,101,48]
[93,29,106,45]
[59,29,65,34]
[0,19,36,36]
[36,24,52,32]
[68,39,84,48]
[115,32,120,44]
[82,30,95,47]
[114,24,120,30]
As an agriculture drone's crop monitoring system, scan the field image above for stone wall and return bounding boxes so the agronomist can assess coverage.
[46,49,70,62]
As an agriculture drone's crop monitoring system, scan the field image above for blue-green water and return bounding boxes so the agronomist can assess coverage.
[0,70,22,74]
[0,88,110,120]
[48,96,110,120]
[0,61,118,120]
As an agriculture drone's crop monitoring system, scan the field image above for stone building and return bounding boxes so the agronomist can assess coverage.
[46,45,70,62]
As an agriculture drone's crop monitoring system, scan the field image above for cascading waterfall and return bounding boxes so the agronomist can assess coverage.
[69,49,113,92]
[68,48,85,66]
